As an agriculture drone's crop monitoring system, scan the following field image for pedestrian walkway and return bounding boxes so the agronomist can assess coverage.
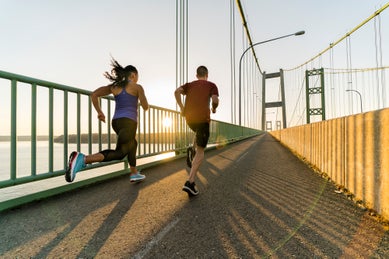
[0,133,388,258]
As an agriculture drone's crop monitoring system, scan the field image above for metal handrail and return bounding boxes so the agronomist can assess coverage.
[0,70,261,188]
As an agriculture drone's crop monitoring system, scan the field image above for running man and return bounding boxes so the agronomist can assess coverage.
[174,66,219,196]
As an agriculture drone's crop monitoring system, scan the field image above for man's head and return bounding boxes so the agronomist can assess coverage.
[196,66,208,80]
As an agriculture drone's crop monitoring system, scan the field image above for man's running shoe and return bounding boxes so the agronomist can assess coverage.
[65,151,86,182]
[186,147,196,168]
[182,180,199,196]
[130,172,146,183]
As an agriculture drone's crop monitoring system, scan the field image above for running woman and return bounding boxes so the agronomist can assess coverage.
[66,58,149,183]
[174,66,219,196]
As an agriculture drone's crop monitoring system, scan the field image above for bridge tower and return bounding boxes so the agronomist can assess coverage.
[261,69,287,130]
[305,68,326,123]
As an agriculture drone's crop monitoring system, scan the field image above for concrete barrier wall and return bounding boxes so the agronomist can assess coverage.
[270,108,389,220]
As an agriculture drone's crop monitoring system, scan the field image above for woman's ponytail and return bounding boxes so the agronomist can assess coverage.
[104,58,137,87]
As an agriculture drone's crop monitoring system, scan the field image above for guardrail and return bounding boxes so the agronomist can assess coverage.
[0,70,260,188]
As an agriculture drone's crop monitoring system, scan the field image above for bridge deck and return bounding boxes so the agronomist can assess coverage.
[0,133,388,257]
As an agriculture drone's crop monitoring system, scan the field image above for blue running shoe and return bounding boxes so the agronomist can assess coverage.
[65,151,86,182]
[130,172,146,183]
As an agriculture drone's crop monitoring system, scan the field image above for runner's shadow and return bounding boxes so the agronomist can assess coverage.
[30,176,141,258]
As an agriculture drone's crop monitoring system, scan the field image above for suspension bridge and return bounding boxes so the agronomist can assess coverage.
[0,1,389,258]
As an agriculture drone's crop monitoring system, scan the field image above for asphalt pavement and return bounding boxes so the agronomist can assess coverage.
[0,133,388,258]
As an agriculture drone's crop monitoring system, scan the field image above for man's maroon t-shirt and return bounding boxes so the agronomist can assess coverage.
[182,80,219,123]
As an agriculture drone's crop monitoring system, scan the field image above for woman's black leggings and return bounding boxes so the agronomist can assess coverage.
[99,118,138,167]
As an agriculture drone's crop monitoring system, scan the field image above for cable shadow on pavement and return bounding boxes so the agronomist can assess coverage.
[143,133,389,258]
[1,134,388,258]
[0,157,188,258]
[0,174,142,258]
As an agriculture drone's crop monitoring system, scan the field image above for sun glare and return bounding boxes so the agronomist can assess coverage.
[162,117,172,128]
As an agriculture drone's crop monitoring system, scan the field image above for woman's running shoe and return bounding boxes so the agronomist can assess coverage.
[65,151,86,182]
[130,172,146,183]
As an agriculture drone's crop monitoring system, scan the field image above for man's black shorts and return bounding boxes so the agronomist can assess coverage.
[187,122,210,148]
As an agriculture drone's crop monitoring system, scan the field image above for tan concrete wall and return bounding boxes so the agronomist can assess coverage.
[270,108,389,220]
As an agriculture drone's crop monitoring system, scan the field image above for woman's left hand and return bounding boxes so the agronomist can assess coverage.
[98,112,106,123]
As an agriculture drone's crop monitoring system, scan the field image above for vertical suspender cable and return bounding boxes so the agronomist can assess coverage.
[329,46,335,118]
[242,29,247,126]
[175,0,178,91]
[289,3,389,71]
[378,16,386,107]
[175,0,189,107]
[346,36,353,113]
[235,0,263,126]
[187,0,189,82]
[180,0,185,84]
[375,15,385,108]
[374,16,381,108]
[235,0,262,74]
[230,0,236,124]
[379,19,384,107]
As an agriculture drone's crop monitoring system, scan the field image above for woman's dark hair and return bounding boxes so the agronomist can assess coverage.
[104,58,138,87]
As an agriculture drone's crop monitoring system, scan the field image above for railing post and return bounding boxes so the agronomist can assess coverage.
[49,87,54,173]
[31,83,37,176]
[10,80,17,181]
[63,90,68,168]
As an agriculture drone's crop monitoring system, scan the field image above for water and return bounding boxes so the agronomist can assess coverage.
[0,141,176,181]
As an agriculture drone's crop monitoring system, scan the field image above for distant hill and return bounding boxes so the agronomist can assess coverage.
[54,134,118,143]
[0,133,181,144]
[55,133,179,144]
[0,136,49,142]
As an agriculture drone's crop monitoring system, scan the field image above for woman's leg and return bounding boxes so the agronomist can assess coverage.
[85,118,131,164]
[66,118,134,182]
[108,118,140,176]
[85,153,104,164]
[125,120,138,174]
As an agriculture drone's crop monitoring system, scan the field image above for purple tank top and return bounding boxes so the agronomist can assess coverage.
[112,88,138,121]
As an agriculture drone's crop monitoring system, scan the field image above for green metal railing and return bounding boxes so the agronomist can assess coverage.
[0,70,261,188]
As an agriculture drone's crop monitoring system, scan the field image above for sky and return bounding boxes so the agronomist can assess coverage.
[0,0,388,132]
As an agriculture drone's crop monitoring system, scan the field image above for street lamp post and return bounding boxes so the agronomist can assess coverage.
[238,30,305,126]
[346,89,363,113]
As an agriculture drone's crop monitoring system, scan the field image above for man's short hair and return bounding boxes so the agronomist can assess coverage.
[196,66,208,77]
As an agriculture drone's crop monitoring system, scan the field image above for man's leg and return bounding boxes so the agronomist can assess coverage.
[187,135,197,168]
[183,122,209,196]
[188,146,204,183]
